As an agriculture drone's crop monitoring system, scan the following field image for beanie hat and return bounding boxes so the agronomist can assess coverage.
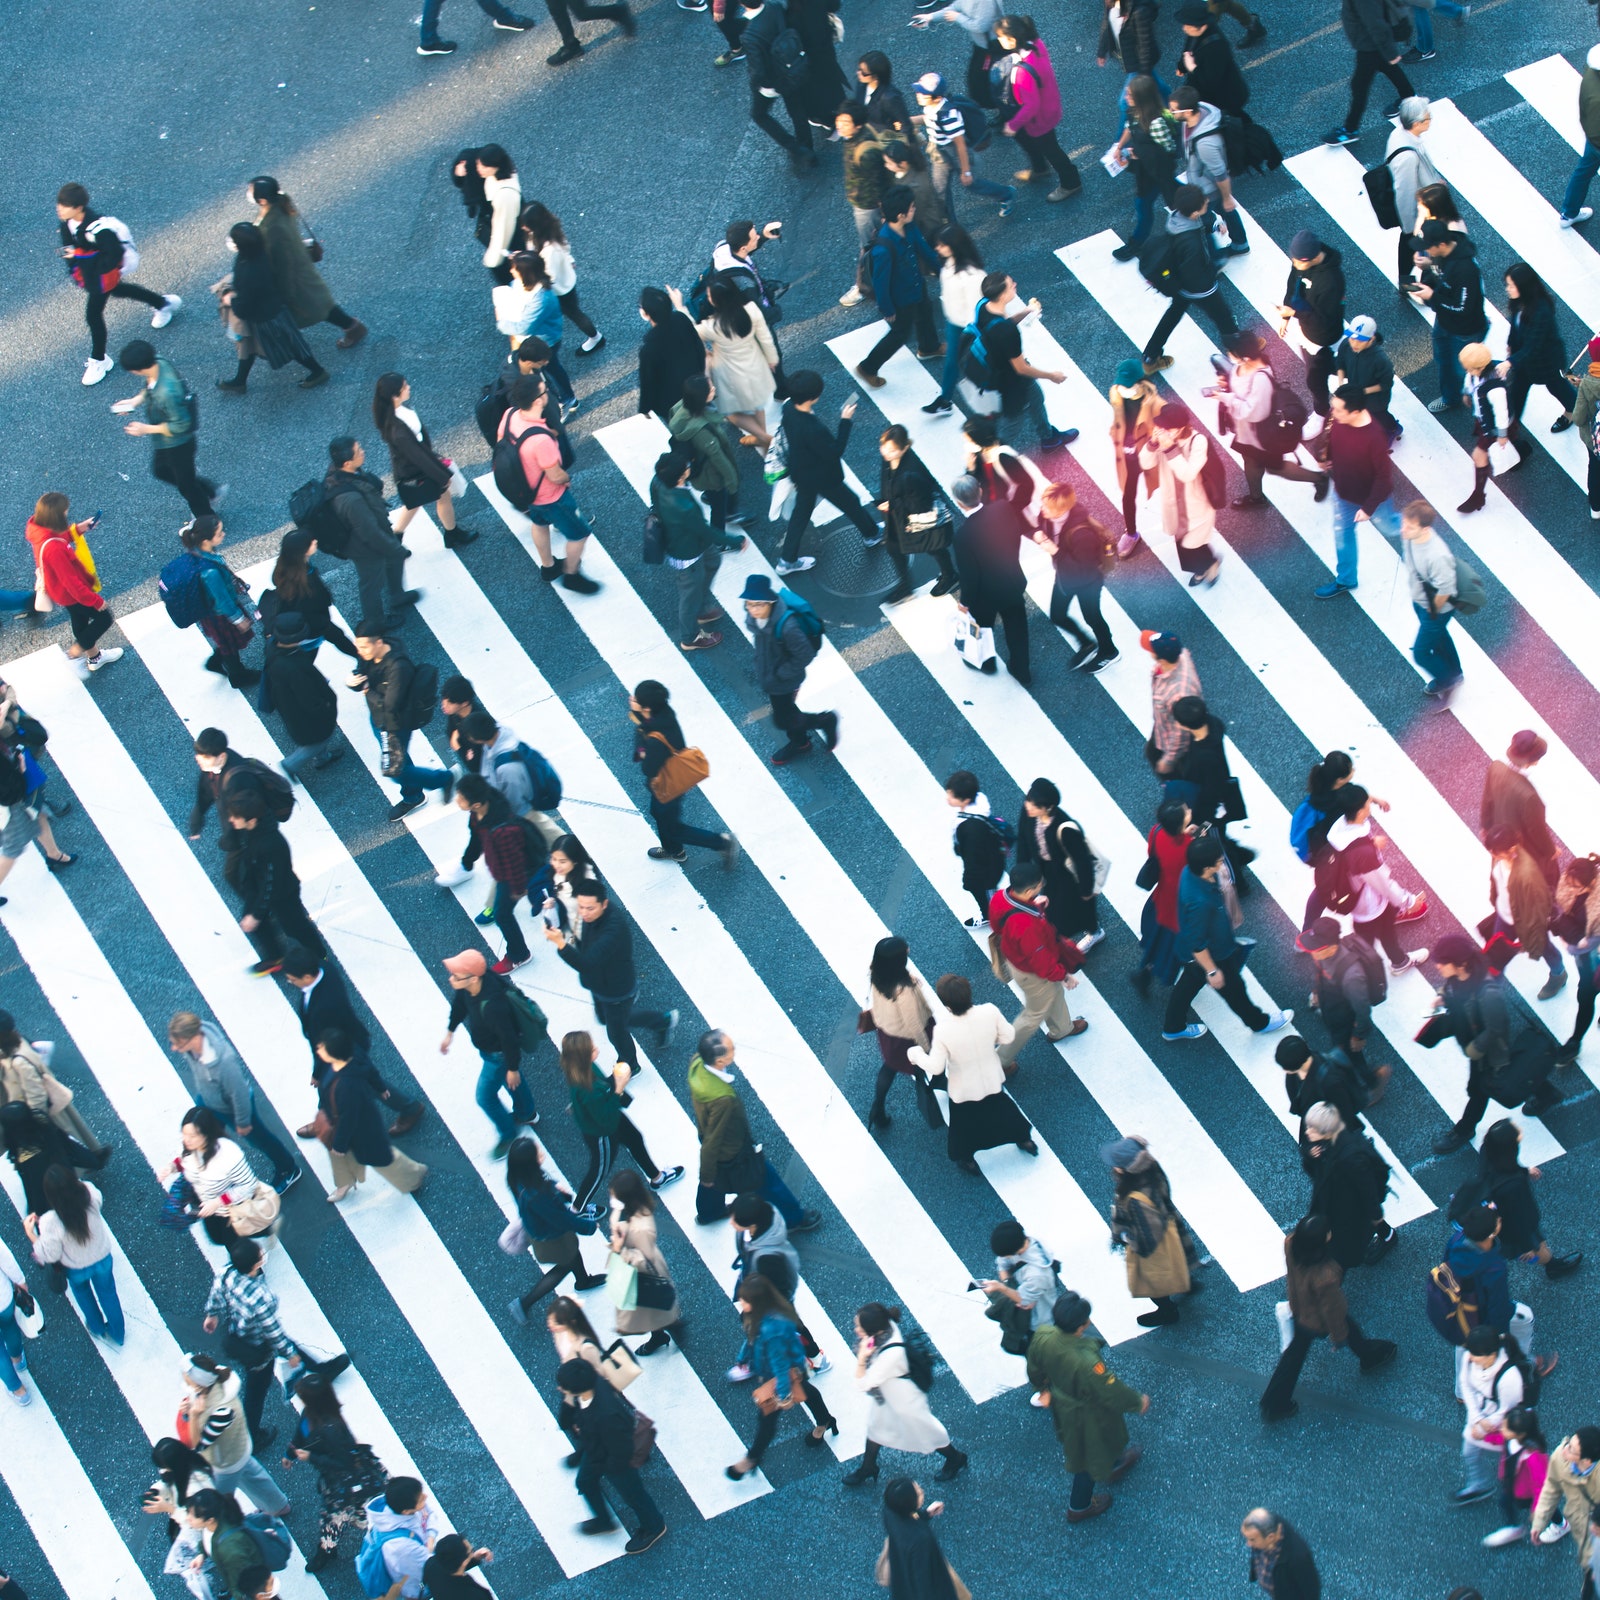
[1288,229,1322,260]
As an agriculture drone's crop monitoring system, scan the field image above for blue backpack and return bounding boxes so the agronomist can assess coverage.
[158,551,211,629]
[494,742,562,812]
[241,1512,292,1573]
[776,589,825,641]
[1288,797,1320,864]
[355,1500,426,1599]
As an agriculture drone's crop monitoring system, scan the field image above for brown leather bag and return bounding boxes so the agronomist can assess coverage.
[752,1364,806,1416]
[646,731,711,803]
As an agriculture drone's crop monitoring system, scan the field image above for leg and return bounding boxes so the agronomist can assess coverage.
[1461,1439,1499,1495]
[1048,585,1092,649]
[273,895,326,963]
[240,1358,275,1439]
[1192,288,1238,344]
[1076,585,1114,655]
[558,288,599,340]
[858,309,915,379]
[373,1150,426,1193]
[817,479,880,543]
[1343,51,1383,133]
[83,287,110,361]
[0,1309,22,1392]
[867,1063,897,1125]
[1306,345,1336,418]
[1238,445,1267,500]
[1068,1470,1097,1513]
[937,322,964,402]
[744,1408,782,1466]
[996,599,1030,682]
[544,0,581,44]
[236,1096,297,1183]
[543,348,577,407]
[1331,496,1360,590]
[1380,58,1415,99]
[66,1265,109,1340]
[1002,969,1055,1065]
[781,487,820,564]
[216,1456,289,1517]
[749,90,803,155]
[1356,905,1406,966]
[612,1114,662,1182]
[1218,956,1271,1032]
[518,1236,593,1312]
[1588,452,1600,514]
[1412,6,1434,53]
[475,1050,519,1142]
[492,882,531,965]
[574,1462,617,1530]
[1260,1325,1318,1415]
[758,1156,806,1228]
[1144,297,1188,363]
[1033,129,1081,191]
[1163,961,1207,1034]
[601,1465,665,1537]
[1562,140,1600,221]
[594,995,643,1073]
[1544,372,1580,411]
[152,441,216,518]
[768,691,811,757]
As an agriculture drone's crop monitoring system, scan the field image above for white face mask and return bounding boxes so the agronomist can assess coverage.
[226,239,238,254]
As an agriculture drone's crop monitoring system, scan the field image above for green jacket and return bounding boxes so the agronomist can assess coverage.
[688,1054,753,1187]
[1026,1326,1143,1481]
[1582,65,1600,148]
[256,203,335,327]
[570,1070,623,1139]
[1573,367,1600,449]
[841,126,891,211]
[649,478,719,561]
[206,1525,264,1600]
[666,402,741,495]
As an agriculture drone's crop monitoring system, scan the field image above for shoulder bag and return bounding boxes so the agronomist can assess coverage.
[752,1363,807,1415]
[600,1338,642,1391]
[646,730,711,803]
[224,1182,282,1238]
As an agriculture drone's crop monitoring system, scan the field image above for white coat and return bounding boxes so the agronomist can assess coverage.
[857,1327,950,1453]
[908,1004,1012,1103]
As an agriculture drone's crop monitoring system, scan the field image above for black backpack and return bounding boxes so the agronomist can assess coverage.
[1219,112,1282,176]
[1257,382,1309,456]
[1137,230,1180,298]
[223,758,296,825]
[492,419,555,512]
[401,660,439,731]
[1311,841,1358,914]
[475,377,515,448]
[768,25,810,95]
[946,94,991,152]
[1197,437,1227,509]
[882,1328,937,1393]
[287,479,351,560]
[1363,150,1404,231]
[1343,933,1389,1009]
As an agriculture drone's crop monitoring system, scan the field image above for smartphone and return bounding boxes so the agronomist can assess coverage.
[540,901,560,930]
[109,396,140,414]
[843,389,860,409]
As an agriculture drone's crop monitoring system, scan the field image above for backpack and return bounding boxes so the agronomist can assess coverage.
[641,508,666,565]
[355,1502,426,1599]
[242,1512,293,1573]
[1342,933,1389,1009]
[224,757,296,825]
[1288,796,1321,864]
[768,25,810,95]
[946,94,991,152]
[1451,556,1486,616]
[1258,383,1309,457]
[980,811,1017,851]
[287,478,350,559]
[401,660,440,731]
[88,215,139,274]
[1446,1172,1491,1227]
[775,590,824,640]
[1218,113,1282,177]
[687,266,718,323]
[475,377,515,447]
[494,742,561,811]
[1197,437,1227,510]
[502,981,551,1053]
[157,551,212,629]
[959,316,997,388]
[1362,150,1405,231]
[1137,230,1179,298]
[492,419,558,512]
[1311,840,1358,915]
[1425,1255,1481,1346]
[883,1326,937,1393]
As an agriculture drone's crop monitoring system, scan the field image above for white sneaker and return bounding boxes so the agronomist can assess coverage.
[1538,1519,1570,1545]
[81,355,114,386]
[434,863,473,888]
[809,1353,831,1375]
[151,293,182,329]
[1481,1526,1525,1547]
[579,331,604,353]
[726,1362,752,1383]
[1261,1009,1294,1034]
[1560,207,1594,229]
[86,647,124,671]
[1075,928,1106,955]
[839,285,864,307]
[775,556,816,575]
[1391,949,1428,973]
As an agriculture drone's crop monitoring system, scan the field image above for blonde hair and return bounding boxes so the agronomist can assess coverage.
[1040,482,1077,517]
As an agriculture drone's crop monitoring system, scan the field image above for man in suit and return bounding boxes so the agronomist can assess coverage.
[280,947,423,1136]
[951,473,1031,687]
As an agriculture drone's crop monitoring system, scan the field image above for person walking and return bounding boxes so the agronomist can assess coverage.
[262,506,358,660]
[316,1030,427,1202]
[1401,499,1463,697]
[1260,1213,1397,1420]
[853,47,915,131]
[1457,1326,1530,1505]
[167,1013,299,1191]
[504,1136,605,1324]
[282,1373,381,1573]
[688,278,781,454]
[607,1168,684,1356]
[1410,219,1487,414]
[628,679,738,864]
[439,948,537,1154]
[914,72,1015,223]
[1026,1291,1147,1524]
[1333,316,1398,440]
[995,16,1082,202]
[1501,264,1578,436]
[212,223,329,392]
[1214,331,1330,506]
[1301,920,1390,1102]
[688,1028,821,1229]
[776,369,883,575]
[842,1303,967,1488]
[944,769,1011,930]
[1321,0,1416,147]
[877,1477,968,1595]
[1485,825,1567,998]
[185,1489,274,1597]
[450,777,540,977]
[24,1167,123,1348]
[173,1107,272,1248]
[1241,1509,1321,1598]
[1456,343,1533,512]
[638,288,707,423]
[492,254,577,410]
[559,1030,682,1213]
[357,1478,439,1597]
[724,1275,838,1479]
[1139,187,1239,373]
[1558,43,1600,227]
[990,867,1090,1068]
[0,1024,102,1154]
[966,276,1077,453]
[862,937,941,1132]
[1302,1102,1394,1268]
[170,515,260,689]
[373,374,477,550]
[248,177,366,353]
[520,202,604,353]
[878,425,957,603]
[1169,697,1255,889]
[1274,232,1346,427]
[1316,386,1399,599]
[907,973,1035,1174]
[1106,1137,1193,1326]
[922,225,989,413]
[417,0,537,55]
[950,473,1032,687]
[739,572,838,764]
[1481,729,1560,889]
[1106,358,1163,554]
[1035,481,1118,668]
[556,1358,667,1552]
[1139,402,1225,588]
[1099,0,1165,126]
[1531,1428,1600,1572]
[738,0,818,166]
[1464,1118,1583,1278]
[23,496,123,675]
[835,106,891,308]
[262,614,340,778]
[176,1355,290,1514]
[1177,3,1248,116]
[1134,799,1193,989]
[493,376,600,593]
[222,791,323,976]
[1015,778,1103,947]
[667,375,745,534]
[1168,86,1245,254]
[1320,787,1429,971]
[115,341,219,519]
[1163,832,1291,1041]
[1383,99,1441,287]
[854,190,944,388]
[55,184,179,386]
[325,439,417,633]
[646,455,743,654]
[1554,854,1600,1067]
[351,624,452,823]
[1277,1036,1366,1132]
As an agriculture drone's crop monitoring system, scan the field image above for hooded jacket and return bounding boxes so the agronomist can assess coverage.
[1156,208,1221,300]
[1419,236,1487,339]
[326,468,407,567]
[1326,813,1410,923]
[1179,102,1230,199]
[1282,247,1347,349]
[667,401,741,495]
[737,1207,800,1298]
[1334,332,1394,414]
[1099,0,1160,74]
[263,645,337,747]
[364,1494,440,1599]
[1311,938,1385,1047]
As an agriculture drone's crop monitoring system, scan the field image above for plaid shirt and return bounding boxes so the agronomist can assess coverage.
[203,1266,296,1359]
[1150,649,1202,770]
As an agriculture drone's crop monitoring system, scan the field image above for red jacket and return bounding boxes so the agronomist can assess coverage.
[989,888,1083,981]
[26,520,102,610]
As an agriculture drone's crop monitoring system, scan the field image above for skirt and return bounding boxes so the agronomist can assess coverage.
[244,306,315,370]
[947,1090,1031,1162]
[878,1030,920,1075]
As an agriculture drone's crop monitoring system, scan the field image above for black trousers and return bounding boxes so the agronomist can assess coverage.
[65,603,114,653]
[859,301,941,376]
[751,89,814,154]
[1238,444,1325,498]
[769,691,832,752]
[544,0,627,44]
[869,1064,944,1128]
[252,894,327,964]
[716,7,744,48]
[1012,127,1080,190]
[573,1118,661,1212]
[575,1459,665,1536]
[966,595,1030,681]
[1566,962,1598,1053]
[1049,580,1113,655]
[782,478,879,561]
[1343,50,1413,134]
[151,440,217,518]
[558,288,598,340]
[1261,1315,1383,1414]
[518,1234,603,1311]
[1164,948,1267,1034]
[888,545,956,588]
[593,993,669,1074]
[83,280,166,361]
[1305,342,1338,417]
[1145,288,1237,360]
[747,1380,836,1462]
[1507,365,1578,424]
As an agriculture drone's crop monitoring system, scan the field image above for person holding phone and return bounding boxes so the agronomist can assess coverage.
[775,368,883,576]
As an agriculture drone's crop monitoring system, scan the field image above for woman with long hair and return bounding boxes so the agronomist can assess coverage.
[143,1437,216,1596]
[1472,1119,1582,1277]
[259,528,357,658]
[284,1372,386,1571]
[559,1031,681,1213]
[607,1167,683,1355]
[1500,264,1578,433]
[183,1488,263,1599]
[475,145,522,286]
[637,285,706,423]
[538,834,597,938]
[174,1106,259,1246]
[24,1164,123,1346]
[725,1274,837,1479]
[247,176,367,349]
[178,516,260,688]
[0,1018,101,1151]
[1554,853,1600,1065]
[881,137,948,237]
[213,221,327,393]
[878,1476,965,1599]
[1110,75,1180,262]
[371,373,476,548]
[24,492,121,673]
[686,277,779,450]
[505,1135,605,1324]
[923,225,985,415]
[863,936,940,1131]
[519,202,603,352]
[878,425,956,604]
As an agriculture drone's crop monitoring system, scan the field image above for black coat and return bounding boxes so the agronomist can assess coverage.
[952,501,1027,606]
[1014,809,1099,940]
[638,312,706,421]
[1282,248,1347,349]
[382,416,451,500]
[230,251,287,325]
[557,904,638,1001]
[1181,27,1248,116]
[264,646,337,747]
[782,403,851,491]
[232,821,303,922]
[326,469,407,568]
[879,450,947,555]
[357,640,422,734]
[327,1061,393,1167]
[1506,296,1566,380]
[741,2,791,93]
[188,749,272,838]
[293,964,372,1064]
[1340,0,1409,56]
[567,1380,637,1475]
[1247,1521,1321,1600]
[1306,1128,1388,1269]
[787,0,847,120]
[260,569,357,657]
[1284,1054,1364,1133]
[1171,719,1231,826]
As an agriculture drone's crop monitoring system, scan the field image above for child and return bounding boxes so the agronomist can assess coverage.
[945,770,1012,929]
[1483,1406,1550,1547]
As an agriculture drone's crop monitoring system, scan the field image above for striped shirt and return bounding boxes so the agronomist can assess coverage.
[922,99,965,150]
[179,1138,257,1207]
[203,1265,296,1360]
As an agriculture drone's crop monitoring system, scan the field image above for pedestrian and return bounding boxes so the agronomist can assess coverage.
[1034,481,1118,668]
[115,340,219,519]
[914,71,1016,223]
[173,1106,275,1248]
[504,1136,605,1324]
[854,190,944,389]
[1163,832,1292,1042]
[1139,187,1240,372]
[950,473,1032,687]
[739,0,819,166]
[23,1166,123,1347]
[1481,730,1559,887]
[667,374,745,533]
[537,833,598,941]
[1531,1427,1600,1571]
[176,1356,290,1513]
[876,1476,967,1596]
[1554,854,1600,1066]
[173,516,262,689]
[628,678,739,863]
[55,183,179,386]
[978,1218,1061,1360]
[281,1373,381,1573]
[918,225,987,414]
[1457,343,1533,512]
[1557,43,1600,227]
[142,1438,217,1583]
[492,254,577,412]
[685,278,781,456]
[472,146,522,282]
[944,769,1011,930]
[1102,1136,1191,1325]
[607,1168,684,1356]
[261,615,340,778]
[223,790,324,976]
[1301,1102,1394,1268]
[1479,1406,1551,1548]
[1276,1035,1366,1132]
[184,1489,274,1596]
[1320,787,1429,970]
[646,454,741,654]
[739,572,839,764]
[0,1023,102,1153]
[373,374,477,549]
[0,1102,103,1218]
[1332,316,1398,440]
[166,1013,300,1191]
[1169,697,1255,887]
[417,1,537,55]
[776,369,883,574]
[247,177,366,354]
[449,777,541,977]
[1409,219,1487,414]
[1462,1119,1583,1278]
[881,138,950,240]
[520,202,604,353]
[357,1478,438,1597]
[878,425,957,603]
[351,622,453,822]
[965,274,1077,453]
[854,48,915,132]
[212,223,329,392]
[1026,1291,1148,1524]
[457,707,562,853]
[1301,920,1390,1103]
[1274,231,1345,426]
[1241,1508,1321,1599]
[1133,799,1192,989]
[544,880,677,1072]
[1397,499,1465,697]
[729,1195,814,1321]
[559,1030,682,1211]
[1500,263,1579,435]
[556,1358,666,1551]
[1383,99,1441,287]
[316,1029,427,1202]
[324,438,417,633]
[1168,86,1245,254]
[709,218,791,336]
[1139,401,1225,588]
[1110,77,1182,268]
[1317,385,1400,598]
[259,530,358,661]
[21,496,121,675]
[990,867,1089,1068]
[835,106,892,309]
[1291,751,1366,923]
[723,1275,838,1479]
[1213,330,1330,506]
[638,287,708,424]
[192,731,285,851]
[1458,1325,1531,1505]
[907,973,1036,1174]
[1099,0,1165,126]
[493,378,600,594]
[843,1303,967,1487]
[420,1535,494,1600]
[1485,823,1565,997]
[1177,3,1247,116]
[1104,357,1164,555]
[1321,0,1415,147]
[439,947,537,1152]
[994,15,1082,202]
[688,1028,821,1229]
[862,936,942,1132]
[1015,777,1104,947]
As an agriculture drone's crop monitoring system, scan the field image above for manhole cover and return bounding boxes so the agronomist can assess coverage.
[812,522,899,599]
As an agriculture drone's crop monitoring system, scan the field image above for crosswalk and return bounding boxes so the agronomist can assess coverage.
[3,51,1598,1592]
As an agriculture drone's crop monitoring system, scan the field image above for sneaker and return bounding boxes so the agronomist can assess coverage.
[719,833,740,870]
[434,863,473,888]
[1452,1486,1496,1507]
[417,39,458,54]
[775,556,816,575]
[1087,648,1119,673]
[273,1168,302,1195]
[1030,1391,1050,1408]
[1560,207,1594,228]
[680,631,723,651]
[249,958,284,978]
[1076,928,1105,955]
[1116,532,1142,559]
[1321,126,1357,145]
[1314,581,1353,599]
[821,710,841,751]
[678,0,709,9]
[1395,893,1428,923]
[789,1209,822,1233]
[1143,355,1174,373]
[648,1165,685,1190]
[493,15,534,27]
[1260,1010,1293,1034]
[1389,951,1428,973]
[1426,396,1459,414]
[579,332,606,354]
[658,1008,679,1049]
[1039,428,1079,451]
[1046,184,1083,203]
[771,742,811,766]
[1538,1519,1570,1545]
[648,845,689,862]
[963,916,989,931]
[809,1352,832,1375]
[1111,241,1141,262]
[9,1387,29,1407]
[561,571,601,595]
[1431,1125,1471,1155]
[713,48,745,65]
[861,533,885,548]
[1162,1023,1208,1042]
[547,41,583,64]
[151,294,182,329]
[388,796,426,821]
[85,647,124,671]
[922,396,954,415]
[625,1527,665,1555]
[839,286,865,307]
[491,954,530,976]
[726,1362,752,1382]
[82,355,114,386]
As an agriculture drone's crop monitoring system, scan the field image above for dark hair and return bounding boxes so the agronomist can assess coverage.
[1025,777,1060,810]
[1339,784,1371,820]
[222,790,264,825]
[270,529,315,603]
[557,1357,599,1394]
[1171,696,1207,731]
[869,936,913,1000]
[372,371,407,438]
[454,772,493,808]
[964,414,1001,450]
[1465,1325,1503,1357]
[1274,1035,1312,1071]
[384,1476,424,1514]
[1478,1118,1523,1175]
[1418,182,1460,223]
[226,1238,263,1274]
[881,185,915,224]
[1127,73,1166,128]
[281,946,322,980]
[1502,1405,1547,1454]
[1008,864,1045,895]
[515,336,550,366]
[42,1166,93,1244]
[609,1166,655,1222]
[1507,263,1555,311]
[193,728,229,758]
[328,434,360,468]
[570,876,605,903]
[945,769,979,802]
[1052,1293,1091,1331]
[1461,1205,1500,1243]
[509,251,550,292]
[508,374,544,411]
[249,176,291,211]
[0,1014,20,1056]
[1186,832,1224,871]
[882,135,929,174]
[1172,182,1208,216]
[549,834,593,874]
[997,13,1039,48]
[57,182,90,210]
[990,1219,1026,1256]
[736,1273,800,1334]
[631,679,670,718]
[180,515,222,552]
[228,222,265,259]
[475,143,514,179]
[883,1476,920,1517]
[549,1293,603,1346]
[655,449,691,486]
[440,675,474,705]
[935,973,972,1014]
[858,49,892,84]
[505,1135,553,1200]
[1308,751,1353,797]
[787,369,825,404]
[979,269,1010,302]
[707,276,752,340]
[857,1302,900,1337]
[151,1437,210,1501]
[681,373,714,414]
[294,1371,346,1430]
[521,201,565,247]
[431,1535,472,1575]
[188,1488,244,1528]
[1156,798,1189,838]
[1288,1213,1333,1267]
[1332,383,1367,413]
[1170,85,1201,113]
[698,1027,731,1065]
[181,1106,224,1165]
[730,1193,773,1231]
[639,285,672,324]
[314,1026,356,1064]
[1484,823,1520,856]
[235,1568,271,1600]
[936,224,984,274]
[354,619,388,642]
[119,339,157,372]
[724,220,757,254]
[836,101,863,125]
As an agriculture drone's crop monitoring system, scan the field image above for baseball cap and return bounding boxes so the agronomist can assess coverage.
[1419,219,1454,245]
[1140,630,1182,663]
[915,72,946,97]
[1288,229,1322,261]
[1344,315,1378,341]
[442,950,488,978]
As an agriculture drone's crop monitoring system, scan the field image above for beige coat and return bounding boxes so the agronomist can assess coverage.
[1533,1438,1600,1568]
[869,980,933,1049]
[1107,381,1163,492]
[908,1005,1013,1104]
[0,1044,99,1150]
[610,1205,679,1335]
[696,302,779,416]
[1139,432,1216,548]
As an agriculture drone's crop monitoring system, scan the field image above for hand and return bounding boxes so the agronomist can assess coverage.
[203,1317,218,1334]
[235,1123,252,1139]
[454,160,467,176]
[1387,55,1400,66]
[1412,285,1433,302]
[1064,975,1079,990]
[198,1198,223,1217]
[189,833,202,841]
[240,914,259,933]
[124,421,155,437]
[1496,361,1510,379]
[878,503,889,513]
[473,1550,493,1566]
[1528,1165,1542,1180]
[666,284,685,310]
[439,1034,453,1054]
[543,926,567,947]
[1373,796,1391,812]
[1183,50,1196,71]
[762,221,782,239]
[1096,56,1108,68]
[1206,968,1225,989]
[1139,1393,1151,1414]
[960,169,974,186]
[1049,372,1065,385]
[842,398,858,420]
[506,1070,521,1091]
[926,1501,945,1517]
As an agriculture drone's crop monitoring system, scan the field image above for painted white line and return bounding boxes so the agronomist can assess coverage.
[1508,54,1589,153]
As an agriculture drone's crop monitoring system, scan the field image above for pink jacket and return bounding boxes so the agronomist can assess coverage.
[1005,41,1063,139]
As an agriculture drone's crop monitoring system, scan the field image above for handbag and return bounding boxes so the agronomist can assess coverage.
[498,1220,530,1257]
[14,1291,43,1341]
[752,1363,806,1415]
[1222,775,1248,823]
[1135,848,1161,891]
[309,1108,336,1149]
[605,1253,639,1310]
[628,1405,657,1468]
[445,460,468,499]
[304,236,324,265]
[645,731,710,803]
[633,1268,676,1312]
[31,567,53,617]
[856,1007,877,1034]
[599,1339,642,1391]
[224,1181,282,1238]
[952,613,997,672]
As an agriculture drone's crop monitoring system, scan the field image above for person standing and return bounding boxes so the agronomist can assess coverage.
[1302,1102,1394,1268]
[776,370,882,575]
[351,624,452,823]
[628,679,739,864]
[55,184,179,385]
[739,0,818,166]
[1409,219,1487,414]
[1168,87,1245,254]
[325,438,417,633]
[115,341,218,519]
[1163,832,1291,1042]
[316,1030,427,1202]
[739,572,838,765]
[1213,331,1330,507]
[995,16,1082,202]
[167,1013,299,1191]
[647,455,742,654]
[417,0,537,54]
[990,868,1089,1068]
[24,1167,124,1348]
[1558,43,1600,227]
[439,948,537,1154]
[1316,386,1399,599]
[878,425,957,603]
[1241,1509,1321,1598]
[248,177,367,351]
[223,791,324,978]
[1139,402,1224,589]
[842,1303,967,1487]
[1275,232,1346,425]
[950,473,1032,687]
[853,190,944,387]
[1139,187,1239,372]
[1026,1291,1147,1525]
[24,496,123,674]
[1384,100,1441,287]
[1320,0,1415,147]
[373,374,477,550]
[262,614,341,777]
[1399,499,1463,697]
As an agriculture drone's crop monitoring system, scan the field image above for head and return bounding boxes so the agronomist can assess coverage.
[186,1488,242,1533]
[913,71,947,107]
[739,571,779,620]
[430,1536,473,1579]
[1186,831,1225,879]
[56,182,89,222]
[227,222,265,259]
[547,1294,602,1346]
[1417,183,1460,225]
[1461,1205,1502,1251]
[1303,1101,1345,1146]
[329,435,363,473]
[944,770,979,807]
[119,339,159,378]
[935,224,983,274]
[439,675,475,720]
[878,422,911,466]
[1338,783,1372,828]
[610,1166,655,1222]
[855,1302,899,1342]
[1570,1427,1600,1471]
[249,175,288,210]
[558,1029,600,1090]
[698,1028,734,1072]
[1287,1213,1333,1267]
[1343,314,1378,352]
[639,285,673,327]
[680,373,715,418]
[835,105,864,141]
[572,878,608,925]
[1008,865,1045,903]
[1420,218,1458,256]
[995,15,1038,53]
[441,947,488,991]
[1023,776,1060,818]
[735,1273,800,1331]
[30,493,71,533]
[1478,1117,1523,1176]
[1040,481,1077,522]
[1141,630,1183,668]
[514,337,550,374]
[1052,1292,1092,1334]
[353,620,391,660]
[1168,85,1202,126]
[1329,384,1367,426]
[42,1165,92,1242]
[787,368,825,408]
[1128,73,1166,127]
[1171,695,1209,733]
[548,833,593,881]
[474,144,514,180]
[1400,499,1435,542]
[222,790,265,832]
[1507,729,1548,769]
[883,1477,924,1518]
[1309,750,1354,795]
[314,1028,356,1070]
[1241,1509,1285,1553]
[951,473,984,514]
[180,515,224,553]
[1304,918,1343,961]
[1504,262,1548,308]
[293,1371,345,1430]
[655,449,692,490]
[880,186,915,227]
[180,1106,224,1161]
[1458,342,1494,378]
[869,935,913,997]
[508,374,546,417]
[725,220,760,259]
[934,973,972,1015]
[963,415,1001,455]
[384,1477,426,1516]
[1151,400,1193,443]
[521,200,564,247]
[1465,1325,1504,1367]
[1397,96,1432,134]
[1431,932,1485,984]
[372,371,409,434]
[990,1219,1027,1259]
[510,251,550,292]
[1156,798,1191,840]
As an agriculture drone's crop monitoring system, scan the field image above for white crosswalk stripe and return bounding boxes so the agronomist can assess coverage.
[1508,54,1589,153]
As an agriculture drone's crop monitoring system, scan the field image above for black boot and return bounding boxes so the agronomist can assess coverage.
[1458,464,1490,513]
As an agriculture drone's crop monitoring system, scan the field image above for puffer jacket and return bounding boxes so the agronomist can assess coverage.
[667,401,741,495]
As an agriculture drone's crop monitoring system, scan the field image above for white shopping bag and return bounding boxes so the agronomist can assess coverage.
[1487,437,1519,476]
[952,613,996,672]
[956,377,1002,416]
[1275,1300,1293,1352]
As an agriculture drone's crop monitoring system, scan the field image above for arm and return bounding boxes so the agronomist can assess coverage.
[749,302,779,367]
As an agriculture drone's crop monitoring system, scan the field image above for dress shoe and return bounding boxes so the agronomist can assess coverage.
[1067,1492,1112,1524]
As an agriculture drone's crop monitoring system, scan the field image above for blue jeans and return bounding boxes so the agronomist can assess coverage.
[0,1305,23,1389]
[476,1048,537,1142]
[760,1155,805,1228]
[1494,913,1564,978]
[543,343,576,407]
[1412,2,1465,52]
[371,720,450,806]
[1563,139,1600,222]
[1330,494,1400,588]
[67,1254,125,1345]
[528,488,590,545]
[1432,324,1474,408]
[421,0,523,41]
[221,1092,298,1184]
[1462,1439,1499,1494]
[931,152,1014,222]
[1130,191,1156,248]
[1411,601,1462,688]
[938,319,964,403]
[0,587,33,612]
